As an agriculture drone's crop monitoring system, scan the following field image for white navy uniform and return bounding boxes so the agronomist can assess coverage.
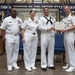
[62,13,75,68]
[1,16,22,68]
[38,16,56,68]
[21,18,38,69]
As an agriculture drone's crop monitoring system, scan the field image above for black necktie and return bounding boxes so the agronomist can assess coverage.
[44,16,53,25]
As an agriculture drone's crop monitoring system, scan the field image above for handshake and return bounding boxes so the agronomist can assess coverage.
[47,22,68,33]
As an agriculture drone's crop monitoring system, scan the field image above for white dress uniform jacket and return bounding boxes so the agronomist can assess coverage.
[21,18,38,69]
[1,16,22,67]
[62,13,75,68]
[38,16,56,68]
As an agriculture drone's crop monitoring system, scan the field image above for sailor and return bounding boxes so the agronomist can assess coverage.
[38,7,56,71]
[21,10,38,71]
[61,5,75,72]
[0,8,22,71]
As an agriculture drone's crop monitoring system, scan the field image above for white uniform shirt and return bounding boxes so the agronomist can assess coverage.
[1,16,22,34]
[38,16,56,34]
[62,13,75,32]
[21,18,38,34]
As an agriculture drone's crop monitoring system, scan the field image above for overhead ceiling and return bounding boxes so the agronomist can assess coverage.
[0,0,75,3]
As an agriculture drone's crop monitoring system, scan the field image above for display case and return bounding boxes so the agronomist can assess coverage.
[16,8,59,22]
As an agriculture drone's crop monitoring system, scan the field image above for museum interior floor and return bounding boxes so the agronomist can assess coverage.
[0,53,75,75]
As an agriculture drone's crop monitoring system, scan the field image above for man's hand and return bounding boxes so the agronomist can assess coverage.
[3,37,6,41]
[48,27,55,31]
[22,38,25,42]
[55,30,61,33]
[60,29,67,33]
[0,35,2,39]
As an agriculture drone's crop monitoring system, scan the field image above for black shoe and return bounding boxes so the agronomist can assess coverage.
[41,68,47,71]
[48,66,55,69]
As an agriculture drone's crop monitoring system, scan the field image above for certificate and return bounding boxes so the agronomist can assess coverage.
[54,22,65,30]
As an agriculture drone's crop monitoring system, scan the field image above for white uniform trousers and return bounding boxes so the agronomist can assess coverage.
[23,33,38,69]
[41,33,55,68]
[5,34,19,67]
[64,32,75,68]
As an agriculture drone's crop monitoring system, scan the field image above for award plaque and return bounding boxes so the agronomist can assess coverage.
[54,22,65,30]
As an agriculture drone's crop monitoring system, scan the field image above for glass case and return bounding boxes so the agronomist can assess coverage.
[16,8,59,22]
